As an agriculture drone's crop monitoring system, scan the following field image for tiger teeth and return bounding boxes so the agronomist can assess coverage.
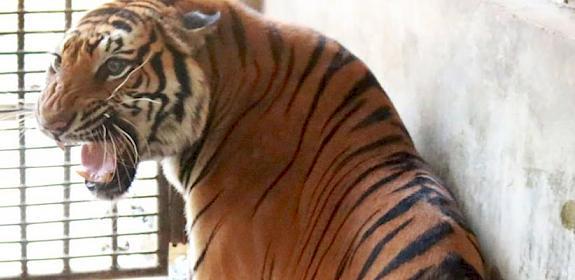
[76,170,115,184]
[56,141,66,151]
[76,170,91,180]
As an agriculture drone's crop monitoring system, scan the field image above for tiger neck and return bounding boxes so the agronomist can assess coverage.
[173,2,293,190]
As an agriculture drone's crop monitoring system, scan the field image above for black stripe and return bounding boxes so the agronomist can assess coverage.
[143,52,168,143]
[111,20,133,32]
[300,159,414,278]
[335,209,382,279]
[132,74,144,89]
[105,34,114,52]
[305,46,355,111]
[310,151,417,219]
[428,196,473,233]
[179,113,213,187]
[309,145,351,207]
[412,253,483,280]
[392,176,436,194]
[264,45,296,114]
[408,267,432,280]
[228,6,247,67]
[261,243,272,280]
[253,38,348,216]
[325,71,380,130]
[77,20,104,28]
[83,7,143,24]
[304,100,365,180]
[189,70,266,191]
[86,35,105,56]
[268,258,275,280]
[305,162,418,279]
[74,115,103,133]
[112,37,124,53]
[257,28,284,113]
[350,169,412,214]
[134,30,156,63]
[146,101,169,143]
[120,101,142,116]
[375,222,455,279]
[128,2,162,11]
[191,191,222,228]
[179,41,220,187]
[169,46,192,122]
[267,24,284,66]
[467,235,485,265]
[360,188,434,246]
[352,106,392,131]
[134,95,169,144]
[391,120,414,145]
[324,152,419,208]
[306,151,417,244]
[192,222,222,272]
[150,51,166,92]
[284,35,327,112]
[178,146,197,185]
[334,135,406,173]
[80,101,106,121]
[356,218,413,280]
[344,187,437,271]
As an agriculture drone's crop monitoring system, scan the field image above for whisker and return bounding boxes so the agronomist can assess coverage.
[125,96,161,104]
[109,128,120,190]
[112,127,136,168]
[0,111,35,121]
[113,123,139,164]
[117,116,152,157]
[102,125,109,172]
[112,140,125,194]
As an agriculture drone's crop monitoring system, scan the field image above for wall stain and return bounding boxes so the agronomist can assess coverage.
[560,200,575,232]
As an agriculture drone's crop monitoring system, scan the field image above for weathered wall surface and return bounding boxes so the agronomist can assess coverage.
[264,0,575,279]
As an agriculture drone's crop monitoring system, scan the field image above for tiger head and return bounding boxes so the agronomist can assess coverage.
[35,0,221,199]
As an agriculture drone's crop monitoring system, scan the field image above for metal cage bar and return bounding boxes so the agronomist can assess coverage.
[0,1,171,278]
[16,0,28,277]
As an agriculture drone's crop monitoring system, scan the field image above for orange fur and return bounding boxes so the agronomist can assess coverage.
[36,0,486,279]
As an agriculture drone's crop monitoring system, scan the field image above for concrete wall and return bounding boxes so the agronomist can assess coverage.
[264,0,575,279]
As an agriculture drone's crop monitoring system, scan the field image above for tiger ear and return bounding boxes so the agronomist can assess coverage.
[182,11,221,31]
[157,10,220,56]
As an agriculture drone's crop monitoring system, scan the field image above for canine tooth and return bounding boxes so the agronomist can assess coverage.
[76,170,90,180]
[56,141,66,151]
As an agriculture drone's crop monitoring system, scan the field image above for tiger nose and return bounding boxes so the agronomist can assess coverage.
[38,109,76,135]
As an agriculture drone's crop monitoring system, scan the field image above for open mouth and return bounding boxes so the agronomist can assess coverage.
[62,117,141,200]
[78,142,117,183]
[75,141,139,200]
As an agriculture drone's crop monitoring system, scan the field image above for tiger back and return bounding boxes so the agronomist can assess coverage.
[35,0,486,279]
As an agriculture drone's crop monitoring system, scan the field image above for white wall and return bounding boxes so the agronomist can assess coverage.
[264,0,575,279]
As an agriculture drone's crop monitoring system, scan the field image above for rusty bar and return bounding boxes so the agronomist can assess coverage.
[16,0,28,276]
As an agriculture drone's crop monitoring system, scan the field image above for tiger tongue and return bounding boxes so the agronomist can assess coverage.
[77,143,116,183]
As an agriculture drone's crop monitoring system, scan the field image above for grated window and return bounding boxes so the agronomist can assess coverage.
[0,1,170,279]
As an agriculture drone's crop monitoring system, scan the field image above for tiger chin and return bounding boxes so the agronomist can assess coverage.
[36,0,486,279]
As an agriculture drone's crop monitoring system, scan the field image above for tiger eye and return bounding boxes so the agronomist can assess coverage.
[105,59,128,77]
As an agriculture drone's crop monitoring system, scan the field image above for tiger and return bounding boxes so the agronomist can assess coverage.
[35,0,486,279]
